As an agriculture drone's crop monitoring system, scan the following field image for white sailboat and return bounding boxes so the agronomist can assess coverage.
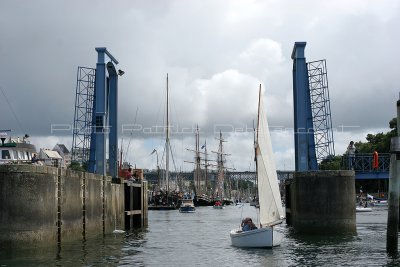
[230,85,285,248]
[148,74,180,210]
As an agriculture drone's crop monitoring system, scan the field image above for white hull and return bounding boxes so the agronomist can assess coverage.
[371,201,387,207]
[179,209,195,213]
[230,227,282,248]
[356,207,372,212]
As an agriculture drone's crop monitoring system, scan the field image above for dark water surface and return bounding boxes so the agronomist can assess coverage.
[1,204,399,266]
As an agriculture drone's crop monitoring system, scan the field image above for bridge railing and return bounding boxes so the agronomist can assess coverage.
[341,153,390,172]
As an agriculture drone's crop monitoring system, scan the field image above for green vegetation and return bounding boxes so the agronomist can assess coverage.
[319,118,396,170]
[355,118,397,153]
[68,161,87,172]
[236,179,254,191]
[319,155,341,170]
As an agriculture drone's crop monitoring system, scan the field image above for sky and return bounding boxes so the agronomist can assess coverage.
[0,0,399,172]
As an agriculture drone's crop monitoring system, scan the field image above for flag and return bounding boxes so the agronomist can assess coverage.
[150,149,157,155]
[201,144,206,149]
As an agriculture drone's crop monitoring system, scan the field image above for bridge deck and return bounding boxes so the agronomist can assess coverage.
[143,154,390,184]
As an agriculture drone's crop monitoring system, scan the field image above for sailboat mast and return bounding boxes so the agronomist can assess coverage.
[257,84,261,143]
[204,139,208,194]
[166,74,170,193]
[217,131,225,199]
[195,125,200,195]
[253,119,258,195]
[255,84,261,200]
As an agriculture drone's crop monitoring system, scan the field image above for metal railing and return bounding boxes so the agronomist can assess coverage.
[341,153,390,172]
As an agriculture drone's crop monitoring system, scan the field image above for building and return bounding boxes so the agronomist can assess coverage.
[53,144,71,168]
[39,149,62,168]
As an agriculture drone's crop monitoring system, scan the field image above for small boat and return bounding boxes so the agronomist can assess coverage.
[230,227,283,248]
[179,198,196,213]
[356,207,372,212]
[370,200,388,207]
[230,85,284,248]
[213,200,224,209]
[249,197,258,207]
[356,201,372,212]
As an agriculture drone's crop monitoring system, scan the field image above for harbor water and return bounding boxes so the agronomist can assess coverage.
[1,204,399,266]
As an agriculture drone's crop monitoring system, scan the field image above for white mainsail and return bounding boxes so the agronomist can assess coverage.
[256,86,284,227]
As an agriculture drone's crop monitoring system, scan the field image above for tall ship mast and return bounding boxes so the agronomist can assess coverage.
[215,131,225,200]
[165,73,170,194]
[185,126,213,206]
[212,131,234,204]
[185,126,201,195]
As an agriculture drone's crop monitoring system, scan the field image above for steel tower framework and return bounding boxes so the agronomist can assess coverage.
[307,60,335,162]
[71,67,95,164]
[292,42,318,171]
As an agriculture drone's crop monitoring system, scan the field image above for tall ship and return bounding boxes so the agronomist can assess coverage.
[186,129,234,206]
[186,126,213,206]
[212,131,234,206]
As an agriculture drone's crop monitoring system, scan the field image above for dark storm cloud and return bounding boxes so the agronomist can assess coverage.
[1,0,399,170]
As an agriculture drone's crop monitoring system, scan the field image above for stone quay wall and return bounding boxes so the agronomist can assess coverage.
[0,164,129,245]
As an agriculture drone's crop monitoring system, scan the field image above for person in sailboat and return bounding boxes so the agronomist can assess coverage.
[241,217,258,231]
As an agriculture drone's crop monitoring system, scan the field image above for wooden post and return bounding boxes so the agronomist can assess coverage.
[386,98,400,256]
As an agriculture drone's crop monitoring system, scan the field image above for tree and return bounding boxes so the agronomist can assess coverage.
[69,161,86,172]
[319,118,395,170]
[319,155,341,170]
[355,118,396,154]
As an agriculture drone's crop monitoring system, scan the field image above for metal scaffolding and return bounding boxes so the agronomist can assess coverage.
[71,67,95,165]
[307,60,335,162]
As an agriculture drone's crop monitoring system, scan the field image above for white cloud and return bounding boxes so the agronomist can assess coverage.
[239,38,285,69]
[1,0,398,172]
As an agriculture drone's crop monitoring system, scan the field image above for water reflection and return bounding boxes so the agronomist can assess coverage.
[2,205,400,266]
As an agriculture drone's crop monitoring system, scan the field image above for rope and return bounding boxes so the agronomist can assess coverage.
[0,86,25,134]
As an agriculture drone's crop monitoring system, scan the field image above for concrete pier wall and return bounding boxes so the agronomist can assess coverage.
[0,164,145,245]
[285,170,356,234]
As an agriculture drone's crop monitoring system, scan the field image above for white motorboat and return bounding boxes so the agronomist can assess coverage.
[179,198,196,213]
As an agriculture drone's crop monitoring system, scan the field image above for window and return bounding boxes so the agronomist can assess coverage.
[1,150,10,159]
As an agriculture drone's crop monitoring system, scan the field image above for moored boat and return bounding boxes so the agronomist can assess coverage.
[356,207,372,212]
[179,198,196,213]
[0,133,36,164]
[194,194,214,206]
[370,200,388,207]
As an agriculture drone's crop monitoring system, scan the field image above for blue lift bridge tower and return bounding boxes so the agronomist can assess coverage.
[292,42,335,171]
[72,47,122,178]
